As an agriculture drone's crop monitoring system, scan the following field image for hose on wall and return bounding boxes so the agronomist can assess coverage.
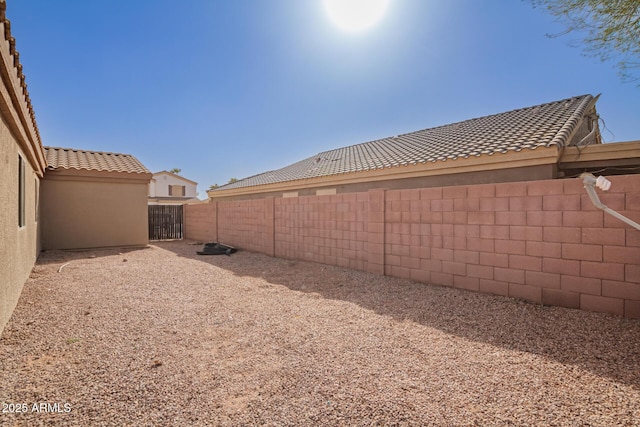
[581,173,640,231]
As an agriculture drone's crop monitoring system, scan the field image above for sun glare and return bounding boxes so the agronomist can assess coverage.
[323,0,390,32]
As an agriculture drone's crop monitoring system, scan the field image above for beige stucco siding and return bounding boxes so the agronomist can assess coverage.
[41,175,149,250]
[0,119,40,332]
[150,172,198,198]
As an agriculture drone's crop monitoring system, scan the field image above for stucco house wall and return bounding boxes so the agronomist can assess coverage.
[41,169,151,250]
[148,171,199,205]
[0,126,42,333]
[1,3,154,333]
[0,0,47,333]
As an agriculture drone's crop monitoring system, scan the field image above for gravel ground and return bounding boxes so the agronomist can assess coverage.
[1,240,639,426]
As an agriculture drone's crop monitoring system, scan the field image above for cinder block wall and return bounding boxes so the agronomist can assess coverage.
[186,175,640,318]
[275,192,369,270]
[184,203,217,242]
[218,199,275,256]
[380,176,640,318]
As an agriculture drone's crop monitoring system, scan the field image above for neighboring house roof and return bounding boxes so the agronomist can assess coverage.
[149,196,197,201]
[215,94,598,192]
[152,171,198,185]
[44,146,151,175]
[148,196,202,207]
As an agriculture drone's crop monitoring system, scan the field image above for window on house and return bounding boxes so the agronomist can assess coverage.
[18,155,25,227]
[34,178,39,222]
[169,185,186,196]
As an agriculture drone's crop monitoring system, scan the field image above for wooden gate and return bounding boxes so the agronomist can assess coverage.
[148,205,184,240]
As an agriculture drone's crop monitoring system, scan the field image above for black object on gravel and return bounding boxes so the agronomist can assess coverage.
[196,242,237,256]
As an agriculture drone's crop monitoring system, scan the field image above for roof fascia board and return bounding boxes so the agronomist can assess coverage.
[44,168,152,184]
[148,196,198,201]
[209,147,560,198]
[559,141,640,167]
[153,171,198,185]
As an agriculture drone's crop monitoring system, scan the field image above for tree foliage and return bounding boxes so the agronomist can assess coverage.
[208,178,238,191]
[169,168,181,175]
[530,0,640,82]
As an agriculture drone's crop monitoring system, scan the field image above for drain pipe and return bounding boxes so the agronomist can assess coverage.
[581,173,640,231]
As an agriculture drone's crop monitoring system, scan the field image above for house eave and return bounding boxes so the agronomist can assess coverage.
[0,12,46,176]
[148,196,200,205]
[208,147,560,199]
[559,140,640,171]
[44,167,153,184]
[153,171,198,185]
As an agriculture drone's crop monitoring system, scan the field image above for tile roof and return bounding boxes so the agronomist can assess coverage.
[0,1,39,139]
[44,146,151,175]
[216,95,597,191]
[1,0,46,173]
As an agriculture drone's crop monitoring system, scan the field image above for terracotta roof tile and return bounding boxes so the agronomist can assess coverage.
[1,2,40,143]
[217,95,597,191]
[1,0,46,172]
[44,146,150,175]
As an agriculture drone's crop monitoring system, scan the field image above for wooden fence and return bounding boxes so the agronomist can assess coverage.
[148,205,183,240]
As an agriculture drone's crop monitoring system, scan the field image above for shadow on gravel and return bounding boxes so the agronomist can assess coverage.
[35,246,151,266]
[161,240,640,391]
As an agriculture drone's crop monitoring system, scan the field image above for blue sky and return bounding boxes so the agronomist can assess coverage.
[8,1,640,197]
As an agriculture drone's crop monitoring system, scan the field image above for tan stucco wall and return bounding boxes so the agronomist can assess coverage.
[0,9,48,334]
[150,172,198,198]
[0,118,40,332]
[41,175,149,250]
